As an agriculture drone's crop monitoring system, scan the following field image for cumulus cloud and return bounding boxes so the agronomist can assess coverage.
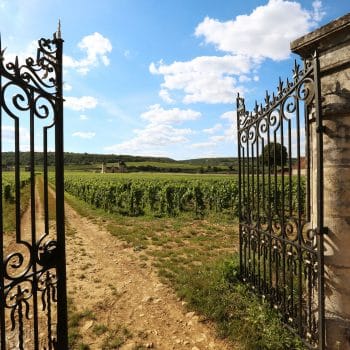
[64,32,112,75]
[150,1,324,106]
[104,123,192,154]
[150,55,252,104]
[159,89,175,104]
[191,141,216,149]
[4,40,37,65]
[195,0,325,61]
[202,123,223,134]
[65,96,98,111]
[220,111,237,122]
[141,104,201,124]
[72,131,96,139]
[79,114,88,120]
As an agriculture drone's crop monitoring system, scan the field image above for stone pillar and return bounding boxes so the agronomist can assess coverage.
[291,13,350,350]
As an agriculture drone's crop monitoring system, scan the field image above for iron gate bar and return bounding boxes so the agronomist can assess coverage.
[314,50,325,350]
[55,24,68,348]
[0,26,68,349]
[237,53,325,349]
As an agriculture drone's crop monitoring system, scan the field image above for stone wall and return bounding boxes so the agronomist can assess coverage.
[291,13,350,350]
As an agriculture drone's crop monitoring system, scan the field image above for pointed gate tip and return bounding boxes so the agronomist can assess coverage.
[57,19,62,39]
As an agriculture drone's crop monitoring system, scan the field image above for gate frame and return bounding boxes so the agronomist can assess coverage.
[0,26,68,348]
[236,53,325,349]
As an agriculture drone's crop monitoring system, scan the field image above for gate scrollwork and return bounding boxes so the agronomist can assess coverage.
[237,55,325,349]
[0,26,67,349]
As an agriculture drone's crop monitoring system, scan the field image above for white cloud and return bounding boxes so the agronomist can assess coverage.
[150,55,252,104]
[64,32,112,75]
[63,83,73,92]
[149,1,325,107]
[159,89,175,104]
[239,75,251,83]
[104,123,192,154]
[72,131,96,139]
[312,0,326,22]
[4,40,37,65]
[202,123,223,134]
[65,96,98,111]
[191,142,216,149]
[195,0,325,61]
[1,125,34,151]
[220,111,237,122]
[2,125,30,142]
[80,114,88,120]
[210,135,226,142]
[141,104,201,124]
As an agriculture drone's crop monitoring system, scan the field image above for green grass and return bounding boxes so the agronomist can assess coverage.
[176,257,306,350]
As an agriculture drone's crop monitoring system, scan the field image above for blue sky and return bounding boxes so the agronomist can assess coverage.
[0,0,349,160]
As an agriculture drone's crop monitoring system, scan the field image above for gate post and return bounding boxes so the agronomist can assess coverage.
[291,14,350,350]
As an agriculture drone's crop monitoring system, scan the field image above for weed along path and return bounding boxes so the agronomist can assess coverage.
[64,199,232,349]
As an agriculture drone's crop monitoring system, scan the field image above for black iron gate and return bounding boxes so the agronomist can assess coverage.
[0,27,68,348]
[237,54,325,349]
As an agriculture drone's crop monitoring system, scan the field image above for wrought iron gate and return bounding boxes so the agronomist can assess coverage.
[0,28,68,348]
[237,54,325,349]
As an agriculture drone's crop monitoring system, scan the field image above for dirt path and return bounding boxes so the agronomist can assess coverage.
[65,200,231,349]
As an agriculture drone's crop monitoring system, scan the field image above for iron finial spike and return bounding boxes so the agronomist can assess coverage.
[57,19,62,39]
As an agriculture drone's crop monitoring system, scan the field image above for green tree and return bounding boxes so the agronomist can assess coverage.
[261,142,288,167]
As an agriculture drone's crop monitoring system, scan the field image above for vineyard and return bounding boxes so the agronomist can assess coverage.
[62,172,306,219]
[2,172,31,203]
[1,172,31,231]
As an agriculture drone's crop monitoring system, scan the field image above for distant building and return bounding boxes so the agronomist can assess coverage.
[101,160,127,173]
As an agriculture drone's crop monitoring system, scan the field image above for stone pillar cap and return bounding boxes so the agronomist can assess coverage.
[291,13,350,57]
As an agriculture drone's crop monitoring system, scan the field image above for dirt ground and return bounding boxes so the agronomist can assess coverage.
[65,200,232,349]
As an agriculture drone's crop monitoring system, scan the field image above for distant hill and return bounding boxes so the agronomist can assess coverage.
[1,152,177,166]
[180,157,238,167]
[1,152,238,173]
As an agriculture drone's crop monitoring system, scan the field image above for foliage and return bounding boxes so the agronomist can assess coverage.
[61,172,305,219]
[2,172,30,202]
[62,172,239,218]
[261,142,288,167]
